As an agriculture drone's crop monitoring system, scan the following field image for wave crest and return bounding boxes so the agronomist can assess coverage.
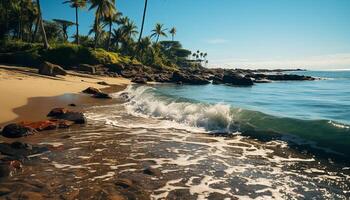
[122,86,235,132]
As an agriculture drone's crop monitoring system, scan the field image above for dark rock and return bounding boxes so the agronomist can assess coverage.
[142,167,161,176]
[93,92,112,99]
[58,112,86,124]
[172,71,210,85]
[222,72,254,86]
[1,123,35,138]
[47,108,86,124]
[39,62,67,77]
[77,64,96,74]
[47,108,68,117]
[68,103,77,107]
[115,178,134,189]
[0,164,11,177]
[11,142,32,150]
[154,73,172,82]
[0,142,49,160]
[131,77,147,84]
[19,120,58,131]
[82,87,100,95]
[97,81,109,86]
[105,63,124,74]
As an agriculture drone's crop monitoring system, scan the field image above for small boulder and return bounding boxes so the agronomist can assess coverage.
[39,62,67,77]
[77,64,96,74]
[97,81,109,86]
[131,77,147,84]
[57,112,86,124]
[1,123,35,138]
[82,87,100,95]
[19,121,58,131]
[47,108,86,124]
[68,103,77,107]
[47,108,68,117]
[93,92,112,99]
[142,167,161,177]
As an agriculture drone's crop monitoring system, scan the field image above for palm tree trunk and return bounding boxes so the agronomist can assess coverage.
[75,6,79,45]
[172,34,174,41]
[36,0,49,49]
[156,35,159,44]
[107,21,112,51]
[137,0,148,44]
[32,17,39,42]
[94,18,99,49]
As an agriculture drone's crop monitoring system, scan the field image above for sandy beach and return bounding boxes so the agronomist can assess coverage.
[0,65,130,126]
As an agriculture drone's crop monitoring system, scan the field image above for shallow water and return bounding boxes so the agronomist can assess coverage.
[1,71,350,199]
[121,71,350,157]
[1,97,349,199]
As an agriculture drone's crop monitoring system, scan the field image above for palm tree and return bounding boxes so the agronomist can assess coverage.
[137,0,148,44]
[169,27,176,41]
[36,0,49,49]
[53,19,75,42]
[63,0,86,45]
[151,23,167,43]
[103,11,122,50]
[89,0,116,48]
[121,21,138,38]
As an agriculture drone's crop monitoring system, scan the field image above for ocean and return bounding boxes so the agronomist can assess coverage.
[3,71,349,199]
[120,71,350,157]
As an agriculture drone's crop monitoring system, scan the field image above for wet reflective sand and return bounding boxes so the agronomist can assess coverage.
[0,102,349,199]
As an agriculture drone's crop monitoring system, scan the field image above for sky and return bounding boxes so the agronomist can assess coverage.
[41,0,350,70]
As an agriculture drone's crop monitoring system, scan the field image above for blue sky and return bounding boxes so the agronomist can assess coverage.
[41,0,350,69]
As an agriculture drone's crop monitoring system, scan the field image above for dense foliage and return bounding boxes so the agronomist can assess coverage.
[0,0,208,70]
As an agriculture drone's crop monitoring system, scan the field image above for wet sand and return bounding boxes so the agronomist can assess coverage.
[0,65,130,125]
[0,96,349,199]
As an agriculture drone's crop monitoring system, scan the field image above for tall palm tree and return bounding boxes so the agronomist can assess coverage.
[53,19,75,41]
[151,23,167,44]
[63,0,86,45]
[89,0,116,48]
[121,21,138,38]
[137,0,148,44]
[36,0,49,49]
[169,27,176,41]
[103,11,122,50]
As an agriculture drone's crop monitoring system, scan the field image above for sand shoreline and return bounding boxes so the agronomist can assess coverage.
[0,65,130,126]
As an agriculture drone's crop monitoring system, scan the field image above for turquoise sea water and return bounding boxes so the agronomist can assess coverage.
[124,71,350,158]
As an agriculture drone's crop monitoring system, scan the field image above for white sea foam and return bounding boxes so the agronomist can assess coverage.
[122,85,235,133]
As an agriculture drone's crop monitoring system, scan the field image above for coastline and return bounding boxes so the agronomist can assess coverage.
[0,65,130,126]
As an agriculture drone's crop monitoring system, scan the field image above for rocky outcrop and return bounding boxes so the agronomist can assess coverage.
[82,87,100,95]
[39,61,67,77]
[131,77,147,84]
[1,123,35,138]
[47,108,86,124]
[19,120,74,131]
[93,92,112,99]
[77,64,96,74]
[222,72,254,86]
[172,71,210,85]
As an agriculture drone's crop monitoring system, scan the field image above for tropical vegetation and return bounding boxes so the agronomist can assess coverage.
[0,0,208,71]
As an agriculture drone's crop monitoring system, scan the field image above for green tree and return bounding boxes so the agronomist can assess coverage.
[103,11,122,50]
[36,0,49,49]
[89,0,116,48]
[53,19,75,42]
[63,0,87,45]
[151,23,167,44]
[169,27,176,41]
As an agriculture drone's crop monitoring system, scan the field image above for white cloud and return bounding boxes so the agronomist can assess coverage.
[206,38,229,44]
[209,53,350,70]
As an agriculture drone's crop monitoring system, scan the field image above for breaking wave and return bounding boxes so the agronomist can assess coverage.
[116,85,350,158]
